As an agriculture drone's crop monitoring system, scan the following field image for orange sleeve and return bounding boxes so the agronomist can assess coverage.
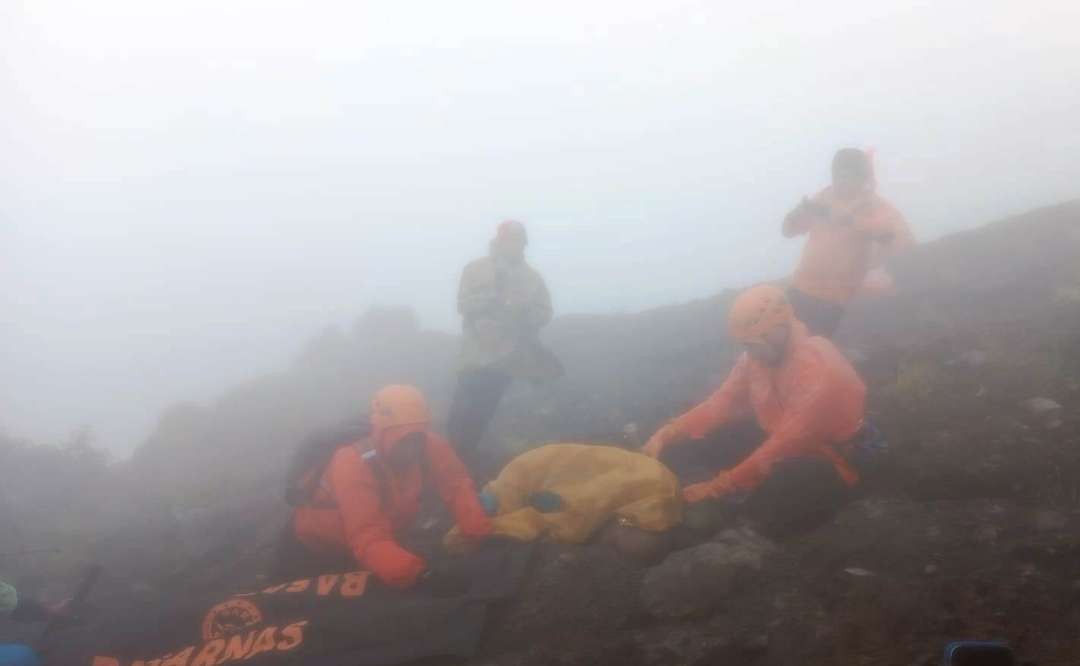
[886,208,915,251]
[724,351,848,491]
[667,356,753,444]
[855,199,912,247]
[327,449,426,588]
[426,434,493,538]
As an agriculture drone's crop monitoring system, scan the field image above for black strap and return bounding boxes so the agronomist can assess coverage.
[309,438,431,513]
[364,442,431,513]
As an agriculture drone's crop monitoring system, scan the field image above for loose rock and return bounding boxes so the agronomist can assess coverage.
[950,349,988,368]
[640,528,775,618]
[1022,397,1064,429]
[844,567,875,577]
[1035,510,1068,532]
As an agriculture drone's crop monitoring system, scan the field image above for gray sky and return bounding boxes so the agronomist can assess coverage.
[2,0,1079,455]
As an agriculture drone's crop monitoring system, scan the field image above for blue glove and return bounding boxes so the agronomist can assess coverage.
[477,491,499,517]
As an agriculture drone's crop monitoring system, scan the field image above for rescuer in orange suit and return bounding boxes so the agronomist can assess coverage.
[643,285,870,526]
[782,148,915,337]
[290,385,492,588]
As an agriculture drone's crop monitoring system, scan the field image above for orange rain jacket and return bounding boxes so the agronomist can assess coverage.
[292,430,492,588]
[664,322,866,492]
[784,186,914,305]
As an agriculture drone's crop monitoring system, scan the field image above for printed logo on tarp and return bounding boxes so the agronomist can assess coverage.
[237,571,370,599]
[89,571,372,665]
[90,620,308,666]
[201,599,263,641]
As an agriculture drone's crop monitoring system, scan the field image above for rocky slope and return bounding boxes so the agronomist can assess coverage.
[3,200,1079,665]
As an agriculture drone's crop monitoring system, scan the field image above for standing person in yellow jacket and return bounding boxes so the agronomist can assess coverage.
[782,148,915,337]
[447,221,562,471]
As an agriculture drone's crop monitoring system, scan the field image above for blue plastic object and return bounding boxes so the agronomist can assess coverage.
[942,640,1014,665]
[0,644,40,666]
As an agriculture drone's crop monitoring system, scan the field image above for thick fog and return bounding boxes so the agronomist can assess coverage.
[2,0,1078,454]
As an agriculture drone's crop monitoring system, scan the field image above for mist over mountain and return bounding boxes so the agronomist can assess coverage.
[3,1,1079,453]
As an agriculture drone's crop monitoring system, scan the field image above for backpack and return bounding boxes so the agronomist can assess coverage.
[285,420,372,507]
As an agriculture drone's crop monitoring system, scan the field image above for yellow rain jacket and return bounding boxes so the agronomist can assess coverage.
[445,444,682,551]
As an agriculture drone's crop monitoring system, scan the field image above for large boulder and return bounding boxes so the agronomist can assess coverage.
[640,527,775,619]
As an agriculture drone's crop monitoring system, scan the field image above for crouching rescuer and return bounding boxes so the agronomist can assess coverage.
[281,385,492,588]
[644,284,872,536]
